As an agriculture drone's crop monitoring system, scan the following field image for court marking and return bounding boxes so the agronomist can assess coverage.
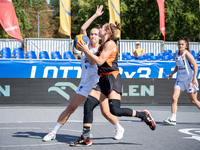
[179,128,200,142]
[0,142,66,148]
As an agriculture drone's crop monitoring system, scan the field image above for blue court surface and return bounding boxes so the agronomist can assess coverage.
[0,105,200,150]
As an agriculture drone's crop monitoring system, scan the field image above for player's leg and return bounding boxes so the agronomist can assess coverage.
[43,93,86,142]
[163,88,183,125]
[171,88,183,115]
[163,79,185,125]
[188,91,200,109]
[187,78,200,109]
[70,89,103,147]
[108,90,156,130]
[99,98,124,140]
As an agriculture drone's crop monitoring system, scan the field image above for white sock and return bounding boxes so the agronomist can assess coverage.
[52,122,62,134]
[171,114,176,121]
[114,122,122,129]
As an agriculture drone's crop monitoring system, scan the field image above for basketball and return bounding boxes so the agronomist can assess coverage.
[74,34,90,50]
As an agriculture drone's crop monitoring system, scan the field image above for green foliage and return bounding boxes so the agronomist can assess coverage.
[0,0,199,41]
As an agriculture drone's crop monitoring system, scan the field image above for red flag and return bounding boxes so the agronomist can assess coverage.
[0,0,23,41]
[157,0,165,41]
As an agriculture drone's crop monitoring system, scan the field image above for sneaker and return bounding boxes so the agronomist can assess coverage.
[141,110,156,130]
[163,117,176,125]
[114,127,124,140]
[70,135,92,147]
[43,131,56,142]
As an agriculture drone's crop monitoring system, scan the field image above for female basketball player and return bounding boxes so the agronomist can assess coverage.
[70,12,156,147]
[43,5,124,142]
[163,37,200,125]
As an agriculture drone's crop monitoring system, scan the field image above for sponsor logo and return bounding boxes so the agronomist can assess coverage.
[0,85,10,97]
[5,26,18,32]
[179,128,200,142]
[122,85,154,96]
[48,82,154,99]
[48,82,77,100]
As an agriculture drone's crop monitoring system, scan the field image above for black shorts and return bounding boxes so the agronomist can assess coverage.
[93,73,122,97]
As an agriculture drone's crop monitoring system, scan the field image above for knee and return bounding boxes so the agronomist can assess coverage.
[101,110,112,119]
[110,107,121,117]
[84,95,99,115]
[190,98,197,105]
[172,95,179,103]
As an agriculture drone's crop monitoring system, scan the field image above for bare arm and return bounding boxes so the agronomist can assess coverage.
[78,40,116,66]
[167,54,178,79]
[185,52,198,85]
[80,5,104,35]
[167,66,178,79]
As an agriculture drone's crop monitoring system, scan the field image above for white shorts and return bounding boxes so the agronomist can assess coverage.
[174,78,199,93]
[75,85,94,97]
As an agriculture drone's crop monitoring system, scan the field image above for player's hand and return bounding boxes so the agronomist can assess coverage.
[166,74,172,80]
[190,78,197,87]
[77,40,89,52]
[95,5,104,16]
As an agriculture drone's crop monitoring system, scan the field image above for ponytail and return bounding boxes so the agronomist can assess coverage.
[106,21,121,40]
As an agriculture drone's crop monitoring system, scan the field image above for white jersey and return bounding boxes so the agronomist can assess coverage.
[79,44,99,88]
[175,51,193,81]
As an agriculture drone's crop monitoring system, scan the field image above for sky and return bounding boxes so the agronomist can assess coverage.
[46,0,50,4]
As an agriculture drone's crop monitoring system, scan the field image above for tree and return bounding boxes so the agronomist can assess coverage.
[0,0,54,39]
[0,0,199,41]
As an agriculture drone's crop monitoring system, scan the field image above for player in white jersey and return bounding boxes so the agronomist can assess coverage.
[43,5,124,142]
[163,37,200,125]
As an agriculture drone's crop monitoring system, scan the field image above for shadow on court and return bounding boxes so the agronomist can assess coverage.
[12,132,78,143]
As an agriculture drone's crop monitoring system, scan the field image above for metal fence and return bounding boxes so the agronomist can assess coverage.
[0,38,199,59]
[119,40,200,60]
[119,40,163,60]
[0,39,23,52]
[24,38,72,57]
[164,41,200,53]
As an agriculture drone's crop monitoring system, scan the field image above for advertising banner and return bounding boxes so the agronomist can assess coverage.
[0,78,192,105]
[1,60,199,79]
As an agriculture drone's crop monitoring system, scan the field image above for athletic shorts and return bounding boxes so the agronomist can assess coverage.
[174,78,199,93]
[76,74,99,97]
[75,85,95,97]
[93,73,122,97]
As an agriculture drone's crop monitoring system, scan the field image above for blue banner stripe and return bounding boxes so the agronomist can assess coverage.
[61,0,71,16]
[109,0,120,17]
[1,60,199,79]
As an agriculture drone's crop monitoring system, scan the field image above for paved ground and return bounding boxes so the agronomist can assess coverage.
[0,105,200,150]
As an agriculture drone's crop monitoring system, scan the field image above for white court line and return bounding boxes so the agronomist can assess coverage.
[0,120,110,123]
[0,142,66,148]
[0,127,82,133]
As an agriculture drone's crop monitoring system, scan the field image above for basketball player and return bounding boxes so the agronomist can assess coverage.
[163,37,200,125]
[43,5,124,142]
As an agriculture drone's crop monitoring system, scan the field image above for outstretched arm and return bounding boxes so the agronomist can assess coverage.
[80,5,104,35]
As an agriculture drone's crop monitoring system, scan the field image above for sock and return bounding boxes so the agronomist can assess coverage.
[136,111,146,120]
[52,122,62,134]
[114,122,122,129]
[82,126,90,139]
[171,114,176,121]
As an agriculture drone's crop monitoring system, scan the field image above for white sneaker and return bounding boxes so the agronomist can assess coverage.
[43,131,56,142]
[163,117,176,126]
[114,127,124,140]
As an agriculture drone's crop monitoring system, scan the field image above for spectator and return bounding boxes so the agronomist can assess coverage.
[132,42,145,59]
[73,46,81,60]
